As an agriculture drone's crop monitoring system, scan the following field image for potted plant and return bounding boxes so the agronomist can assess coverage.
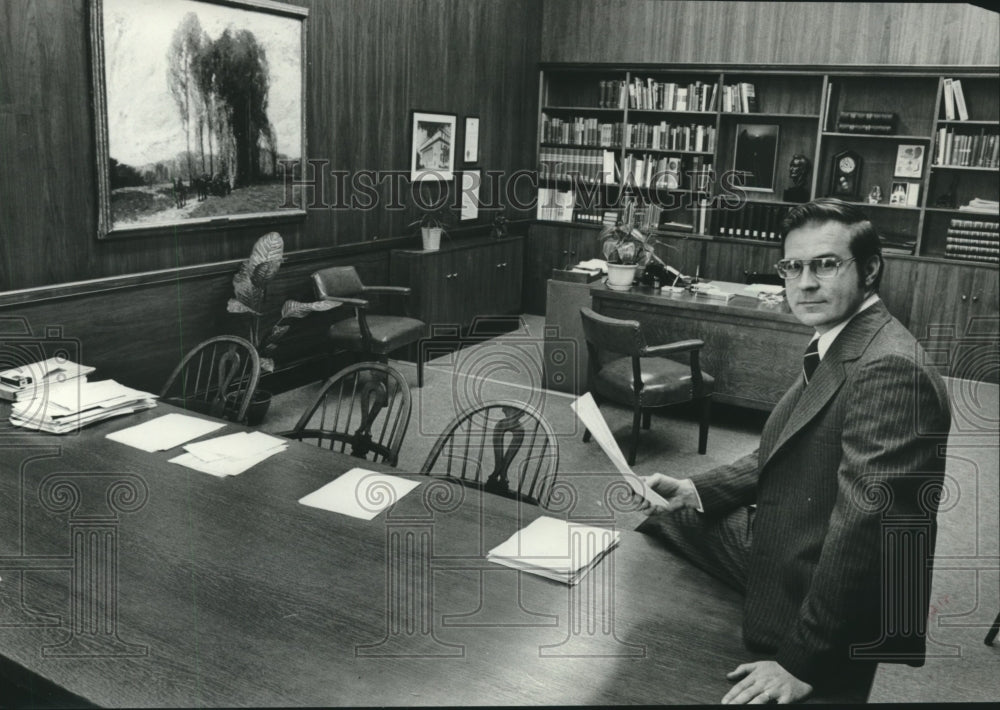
[408,208,451,251]
[226,231,336,423]
[599,223,671,291]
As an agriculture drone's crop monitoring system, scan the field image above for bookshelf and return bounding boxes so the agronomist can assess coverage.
[536,65,998,267]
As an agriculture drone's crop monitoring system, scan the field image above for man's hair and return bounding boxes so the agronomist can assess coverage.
[780,198,884,292]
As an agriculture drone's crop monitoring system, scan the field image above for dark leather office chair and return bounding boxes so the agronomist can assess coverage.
[280,362,411,467]
[312,266,426,387]
[160,335,261,423]
[419,400,559,507]
[580,307,713,465]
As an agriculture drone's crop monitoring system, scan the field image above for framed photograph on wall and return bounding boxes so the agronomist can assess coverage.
[411,111,457,182]
[894,144,925,179]
[733,124,780,192]
[90,0,308,239]
[463,116,480,163]
[460,170,481,221]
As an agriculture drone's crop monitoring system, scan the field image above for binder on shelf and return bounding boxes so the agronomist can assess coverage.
[942,78,956,120]
[952,79,969,121]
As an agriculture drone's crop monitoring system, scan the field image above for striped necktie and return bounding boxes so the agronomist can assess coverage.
[802,338,820,385]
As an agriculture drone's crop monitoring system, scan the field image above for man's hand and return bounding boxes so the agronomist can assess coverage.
[721,660,812,704]
[640,474,701,514]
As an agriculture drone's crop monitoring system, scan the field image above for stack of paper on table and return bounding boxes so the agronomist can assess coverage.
[298,468,421,520]
[0,358,95,402]
[570,392,669,509]
[487,516,620,585]
[107,413,226,451]
[10,379,157,434]
[169,431,287,477]
[574,258,608,274]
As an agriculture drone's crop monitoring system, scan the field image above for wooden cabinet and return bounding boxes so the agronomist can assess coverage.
[390,236,524,333]
[522,223,601,315]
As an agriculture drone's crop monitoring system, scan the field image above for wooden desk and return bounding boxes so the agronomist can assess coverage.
[546,281,812,410]
[0,405,852,705]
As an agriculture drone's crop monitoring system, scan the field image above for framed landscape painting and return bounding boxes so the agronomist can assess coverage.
[90,0,308,239]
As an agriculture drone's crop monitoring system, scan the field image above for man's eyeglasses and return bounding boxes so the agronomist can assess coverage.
[775,257,856,280]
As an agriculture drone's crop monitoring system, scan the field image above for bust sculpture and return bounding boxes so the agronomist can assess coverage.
[782,153,811,203]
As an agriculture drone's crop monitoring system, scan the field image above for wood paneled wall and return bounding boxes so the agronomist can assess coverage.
[0,0,542,292]
[541,1,1000,66]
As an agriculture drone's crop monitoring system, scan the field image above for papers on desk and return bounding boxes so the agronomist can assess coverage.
[487,516,620,585]
[0,357,95,402]
[107,413,226,451]
[571,393,668,509]
[298,468,420,520]
[689,283,736,302]
[169,431,287,477]
[745,283,785,296]
[9,379,157,434]
[573,258,608,274]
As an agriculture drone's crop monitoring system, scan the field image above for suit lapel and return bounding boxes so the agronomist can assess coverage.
[760,302,892,470]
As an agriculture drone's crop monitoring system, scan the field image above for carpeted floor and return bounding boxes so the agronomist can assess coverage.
[262,314,1000,704]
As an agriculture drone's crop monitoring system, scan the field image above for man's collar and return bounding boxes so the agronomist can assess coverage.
[813,293,880,359]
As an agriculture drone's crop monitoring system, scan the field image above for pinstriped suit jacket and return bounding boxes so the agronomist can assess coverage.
[690,301,951,686]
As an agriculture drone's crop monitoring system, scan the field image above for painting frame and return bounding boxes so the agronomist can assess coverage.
[889,181,910,205]
[90,0,308,240]
[463,116,480,164]
[893,144,925,179]
[460,170,481,222]
[733,123,780,192]
[410,111,457,182]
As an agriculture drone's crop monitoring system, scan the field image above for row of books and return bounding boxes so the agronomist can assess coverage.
[944,217,998,264]
[625,77,715,112]
[540,113,624,147]
[719,83,758,113]
[535,187,575,222]
[715,203,791,241]
[621,155,712,191]
[626,122,717,153]
[835,111,896,134]
[933,129,999,168]
[538,147,616,184]
[941,78,970,121]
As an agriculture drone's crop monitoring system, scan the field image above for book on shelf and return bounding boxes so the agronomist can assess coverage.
[942,78,956,120]
[952,79,969,121]
[949,217,999,231]
[536,187,574,222]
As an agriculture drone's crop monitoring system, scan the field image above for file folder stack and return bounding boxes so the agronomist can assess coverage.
[487,516,620,585]
[0,357,95,402]
[10,379,157,434]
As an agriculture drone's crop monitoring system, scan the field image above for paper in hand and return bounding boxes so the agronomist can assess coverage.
[570,393,669,508]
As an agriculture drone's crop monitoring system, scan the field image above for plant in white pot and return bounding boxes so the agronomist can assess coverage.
[227,232,337,423]
[599,223,670,291]
[409,209,451,251]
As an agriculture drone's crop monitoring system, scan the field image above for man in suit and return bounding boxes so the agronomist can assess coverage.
[639,198,951,703]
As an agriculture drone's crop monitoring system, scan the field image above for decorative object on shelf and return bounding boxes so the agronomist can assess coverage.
[733,124,780,192]
[830,150,863,198]
[463,116,480,163]
[890,182,910,205]
[782,153,812,203]
[491,214,509,240]
[410,111,457,182]
[867,185,883,204]
[227,232,336,422]
[89,0,308,239]
[935,176,960,209]
[894,144,925,179]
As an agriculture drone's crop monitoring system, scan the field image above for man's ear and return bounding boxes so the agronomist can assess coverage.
[864,255,881,289]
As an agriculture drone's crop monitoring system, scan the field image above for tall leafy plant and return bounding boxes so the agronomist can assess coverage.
[227,232,336,372]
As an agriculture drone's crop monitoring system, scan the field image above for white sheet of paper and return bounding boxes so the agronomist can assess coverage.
[106,413,225,452]
[169,444,288,477]
[183,431,286,463]
[571,393,669,508]
[298,468,420,520]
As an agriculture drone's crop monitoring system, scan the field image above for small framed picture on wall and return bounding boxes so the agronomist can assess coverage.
[464,116,480,163]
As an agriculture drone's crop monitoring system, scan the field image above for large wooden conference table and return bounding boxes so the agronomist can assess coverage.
[0,403,855,706]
